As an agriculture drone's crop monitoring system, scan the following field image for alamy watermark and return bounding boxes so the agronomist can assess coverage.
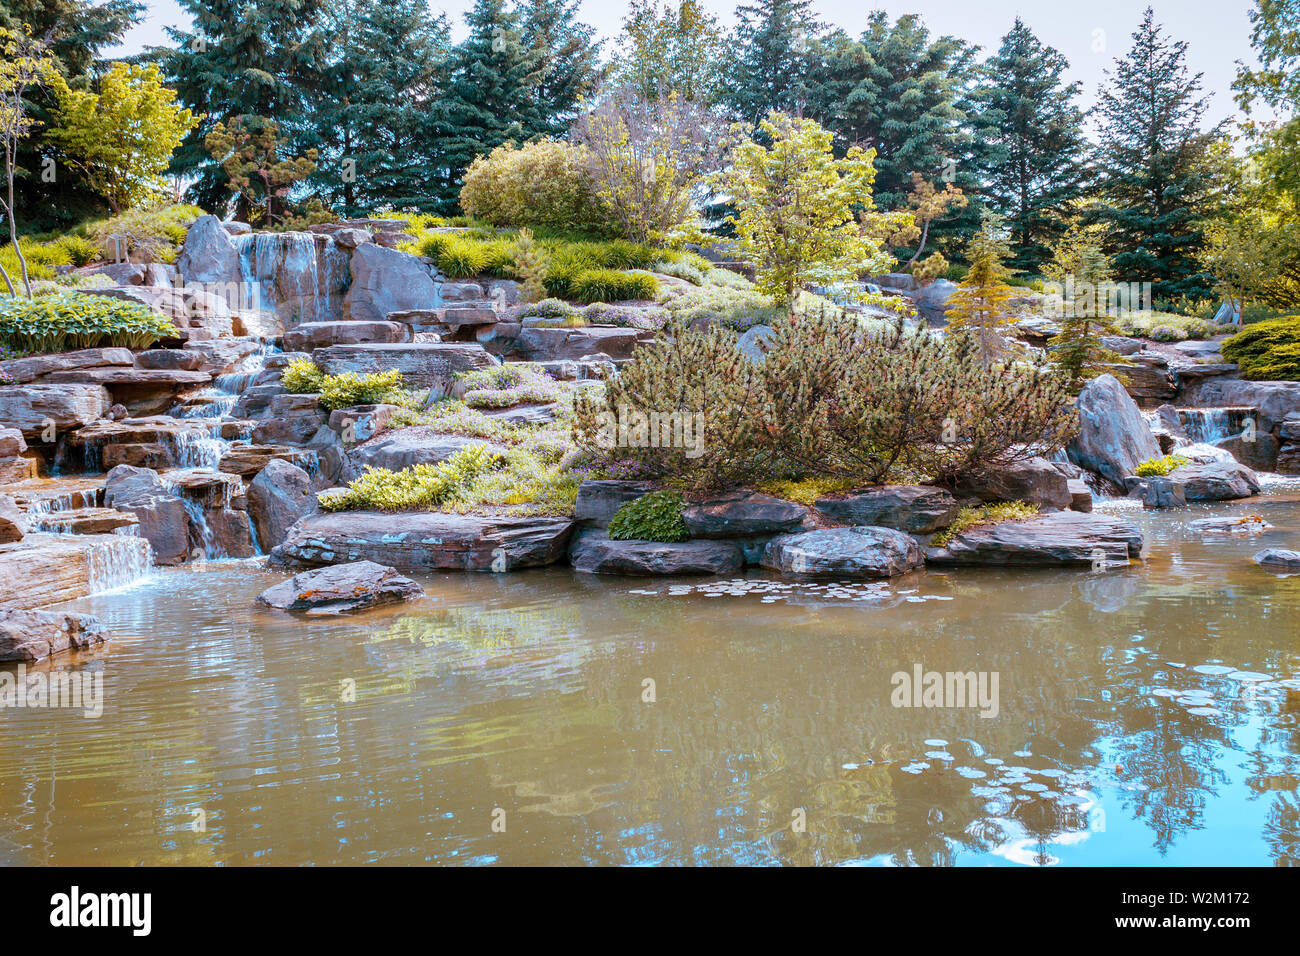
[0,664,104,718]
[594,405,706,458]
[891,664,999,718]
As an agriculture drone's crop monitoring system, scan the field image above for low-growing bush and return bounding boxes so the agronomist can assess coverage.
[1221,316,1300,380]
[518,298,578,321]
[455,364,560,408]
[759,476,861,506]
[0,293,176,352]
[653,258,706,285]
[932,501,1040,546]
[581,303,668,329]
[1135,454,1190,477]
[281,358,404,411]
[658,281,786,331]
[608,491,690,542]
[1115,310,1223,341]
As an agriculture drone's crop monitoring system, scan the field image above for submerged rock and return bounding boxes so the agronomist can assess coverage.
[568,529,744,575]
[761,527,923,578]
[1189,515,1271,534]
[1067,373,1161,487]
[0,607,109,663]
[257,560,423,614]
[926,511,1144,567]
[813,485,960,534]
[1254,548,1300,571]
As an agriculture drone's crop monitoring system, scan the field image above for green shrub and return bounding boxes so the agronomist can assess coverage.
[81,203,204,264]
[281,359,403,411]
[319,444,501,511]
[455,364,560,408]
[519,298,579,320]
[608,491,690,542]
[653,258,706,285]
[459,140,614,236]
[1221,316,1300,380]
[932,501,1040,546]
[658,281,785,331]
[55,235,100,267]
[759,476,861,506]
[570,269,658,304]
[281,356,326,392]
[0,293,176,352]
[1135,454,1190,477]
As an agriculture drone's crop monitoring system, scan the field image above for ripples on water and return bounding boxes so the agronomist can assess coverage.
[1,490,1298,866]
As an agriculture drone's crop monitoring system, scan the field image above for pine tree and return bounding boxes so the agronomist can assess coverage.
[946,213,1018,363]
[1044,226,1126,390]
[1094,6,1224,300]
[164,0,327,213]
[968,18,1090,273]
[519,0,601,136]
[431,0,543,213]
[722,0,824,125]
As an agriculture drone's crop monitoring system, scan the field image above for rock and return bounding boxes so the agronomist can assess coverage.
[1140,477,1186,509]
[1067,478,1093,513]
[1254,548,1300,571]
[181,338,262,376]
[1281,413,1300,443]
[813,485,960,534]
[102,442,174,471]
[761,526,923,577]
[0,347,135,385]
[218,444,316,479]
[342,243,439,323]
[135,349,204,371]
[1189,515,1271,534]
[327,403,399,442]
[737,325,776,363]
[282,320,412,351]
[573,480,657,527]
[511,327,644,361]
[1103,352,1176,405]
[257,560,423,614]
[0,494,26,542]
[0,608,109,663]
[1167,459,1261,501]
[251,393,328,446]
[568,529,744,575]
[1100,335,1144,356]
[926,511,1144,567]
[0,426,26,458]
[313,342,497,394]
[1278,443,1300,475]
[956,456,1072,510]
[0,533,153,610]
[1067,373,1162,486]
[230,383,286,419]
[1178,378,1300,431]
[0,457,36,484]
[682,489,812,538]
[248,459,318,549]
[103,465,192,565]
[483,279,520,306]
[81,285,231,340]
[0,383,111,440]
[347,430,507,471]
[41,366,212,416]
[270,511,575,571]
[175,214,241,284]
[27,507,139,535]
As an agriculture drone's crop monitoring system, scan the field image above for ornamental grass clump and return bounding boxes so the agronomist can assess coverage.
[608,491,690,542]
[0,293,176,352]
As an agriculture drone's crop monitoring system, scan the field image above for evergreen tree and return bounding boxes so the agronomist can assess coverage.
[163,0,327,212]
[614,0,722,103]
[431,0,543,213]
[1094,7,1224,299]
[946,212,1018,363]
[1044,225,1126,390]
[306,0,451,216]
[722,0,824,124]
[968,18,1090,273]
[519,0,601,136]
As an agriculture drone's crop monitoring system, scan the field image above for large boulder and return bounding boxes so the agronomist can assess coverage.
[955,457,1072,511]
[176,214,241,284]
[270,511,574,571]
[926,511,1144,567]
[347,430,507,472]
[0,532,153,610]
[0,426,26,458]
[251,393,328,446]
[813,485,961,534]
[0,608,109,663]
[282,320,412,351]
[0,347,135,385]
[1067,373,1161,486]
[568,529,744,575]
[682,490,812,538]
[247,459,318,550]
[103,465,192,565]
[0,383,111,440]
[343,243,439,323]
[312,342,497,394]
[511,327,644,361]
[257,560,423,614]
[1167,459,1261,501]
[913,278,957,325]
[573,480,657,527]
[761,526,924,577]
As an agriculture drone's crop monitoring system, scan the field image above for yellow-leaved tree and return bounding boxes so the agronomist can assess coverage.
[713,112,893,313]
[946,212,1019,363]
[48,62,200,215]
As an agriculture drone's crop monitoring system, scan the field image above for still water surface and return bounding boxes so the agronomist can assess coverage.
[2,491,1299,866]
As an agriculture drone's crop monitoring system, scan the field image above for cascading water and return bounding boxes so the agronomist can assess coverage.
[232,232,348,329]
[83,534,154,593]
[1178,407,1256,445]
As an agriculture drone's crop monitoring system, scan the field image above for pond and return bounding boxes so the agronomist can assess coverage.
[2,487,1299,866]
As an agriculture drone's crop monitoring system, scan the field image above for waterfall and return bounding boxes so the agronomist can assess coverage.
[84,535,154,593]
[232,232,344,329]
[1178,407,1255,445]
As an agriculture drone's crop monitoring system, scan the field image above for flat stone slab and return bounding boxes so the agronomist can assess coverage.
[312,342,497,393]
[1188,515,1271,534]
[1254,548,1300,571]
[0,533,153,610]
[347,430,508,472]
[0,384,111,439]
[218,444,317,478]
[282,321,412,352]
[682,490,812,538]
[257,560,424,614]
[926,511,1144,567]
[513,327,643,361]
[270,511,575,571]
[0,347,134,384]
[814,485,960,534]
[27,507,140,535]
[574,480,656,527]
[43,368,212,387]
[0,607,109,663]
[761,527,923,578]
[568,529,744,575]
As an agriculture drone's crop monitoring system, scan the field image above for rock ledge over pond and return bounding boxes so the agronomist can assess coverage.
[926,511,1144,567]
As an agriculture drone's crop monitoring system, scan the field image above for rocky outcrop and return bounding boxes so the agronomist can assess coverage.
[257,560,423,614]
[568,529,744,575]
[761,526,923,577]
[0,347,135,385]
[42,366,212,416]
[175,214,241,285]
[251,393,328,446]
[955,457,1072,511]
[0,383,111,440]
[348,430,507,472]
[926,511,1144,567]
[0,607,109,663]
[282,320,412,351]
[270,511,575,571]
[1067,373,1161,486]
[103,465,192,565]
[342,243,439,323]
[1103,352,1176,406]
[813,485,961,534]
[312,342,497,394]
[247,459,318,550]
[682,490,812,538]
[1254,548,1300,571]
[1166,459,1261,501]
[511,327,645,361]
[573,480,657,527]
[0,426,25,459]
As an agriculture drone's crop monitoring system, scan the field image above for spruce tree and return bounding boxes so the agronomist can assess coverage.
[1094,6,1224,300]
[946,213,1018,364]
[968,18,1090,273]
[722,0,824,125]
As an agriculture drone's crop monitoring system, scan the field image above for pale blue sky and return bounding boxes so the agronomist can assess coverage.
[115,0,1264,127]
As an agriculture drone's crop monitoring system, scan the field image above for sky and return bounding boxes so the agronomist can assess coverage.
[115,0,1264,128]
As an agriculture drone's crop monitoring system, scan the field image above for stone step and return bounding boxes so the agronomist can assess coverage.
[283,320,412,352]
[218,444,318,479]
[27,506,140,535]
